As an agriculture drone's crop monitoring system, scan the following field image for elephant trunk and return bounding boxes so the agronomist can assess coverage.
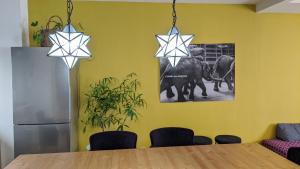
[210,75,223,82]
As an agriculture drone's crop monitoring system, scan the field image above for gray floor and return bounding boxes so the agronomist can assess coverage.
[160,80,235,102]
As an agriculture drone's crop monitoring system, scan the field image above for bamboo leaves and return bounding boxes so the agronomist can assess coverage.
[82,73,146,132]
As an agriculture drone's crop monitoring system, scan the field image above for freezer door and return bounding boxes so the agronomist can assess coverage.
[12,47,70,124]
[14,123,70,157]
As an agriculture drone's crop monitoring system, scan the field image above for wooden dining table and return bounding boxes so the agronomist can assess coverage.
[5,143,299,169]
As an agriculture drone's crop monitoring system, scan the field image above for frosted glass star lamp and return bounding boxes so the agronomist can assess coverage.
[48,24,91,69]
[156,26,194,67]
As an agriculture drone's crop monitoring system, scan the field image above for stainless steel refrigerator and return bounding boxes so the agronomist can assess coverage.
[12,47,78,157]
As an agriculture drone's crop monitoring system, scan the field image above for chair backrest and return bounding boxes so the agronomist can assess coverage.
[89,131,137,151]
[150,127,194,147]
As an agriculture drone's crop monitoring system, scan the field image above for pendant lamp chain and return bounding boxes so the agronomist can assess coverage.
[47,0,91,69]
[172,0,177,27]
[155,0,194,67]
[67,0,73,25]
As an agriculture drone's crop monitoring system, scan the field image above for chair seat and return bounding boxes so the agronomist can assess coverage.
[89,131,137,151]
[193,136,212,145]
[288,147,300,165]
[215,135,241,144]
[150,127,194,147]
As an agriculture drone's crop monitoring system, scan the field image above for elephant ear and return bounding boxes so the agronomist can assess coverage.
[194,56,204,61]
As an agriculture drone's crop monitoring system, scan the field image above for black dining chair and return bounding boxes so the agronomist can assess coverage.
[150,127,194,147]
[215,135,241,144]
[193,135,213,145]
[89,131,137,151]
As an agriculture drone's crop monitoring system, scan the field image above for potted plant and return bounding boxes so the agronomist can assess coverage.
[82,73,146,132]
[31,15,63,47]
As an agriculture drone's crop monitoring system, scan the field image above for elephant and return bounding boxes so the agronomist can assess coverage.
[160,58,175,98]
[160,47,205,100]
[160,57,212,102]
[211,55,235,92]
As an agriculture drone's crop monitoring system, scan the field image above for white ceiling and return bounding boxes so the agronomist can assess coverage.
[76,0,262,4]
[77,0,300,13]
[258,0,300,13]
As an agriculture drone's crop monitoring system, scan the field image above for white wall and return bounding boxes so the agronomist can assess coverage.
[0,0,27,168]
[0,48,14,168]
[0,0,22,47]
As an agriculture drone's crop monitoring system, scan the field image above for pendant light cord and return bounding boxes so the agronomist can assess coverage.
[67,0,73,25]
[172,0,177,27]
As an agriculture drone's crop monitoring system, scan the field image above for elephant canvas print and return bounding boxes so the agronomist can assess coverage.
[160,43,235,102]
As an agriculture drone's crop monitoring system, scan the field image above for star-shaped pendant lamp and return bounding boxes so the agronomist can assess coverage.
[156,26,193,67]
[155,0,194,67]
[48,0,91,69]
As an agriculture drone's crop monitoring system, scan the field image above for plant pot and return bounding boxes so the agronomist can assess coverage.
[40,29,55,47]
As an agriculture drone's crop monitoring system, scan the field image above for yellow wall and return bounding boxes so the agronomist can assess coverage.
[28,0,300,150]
